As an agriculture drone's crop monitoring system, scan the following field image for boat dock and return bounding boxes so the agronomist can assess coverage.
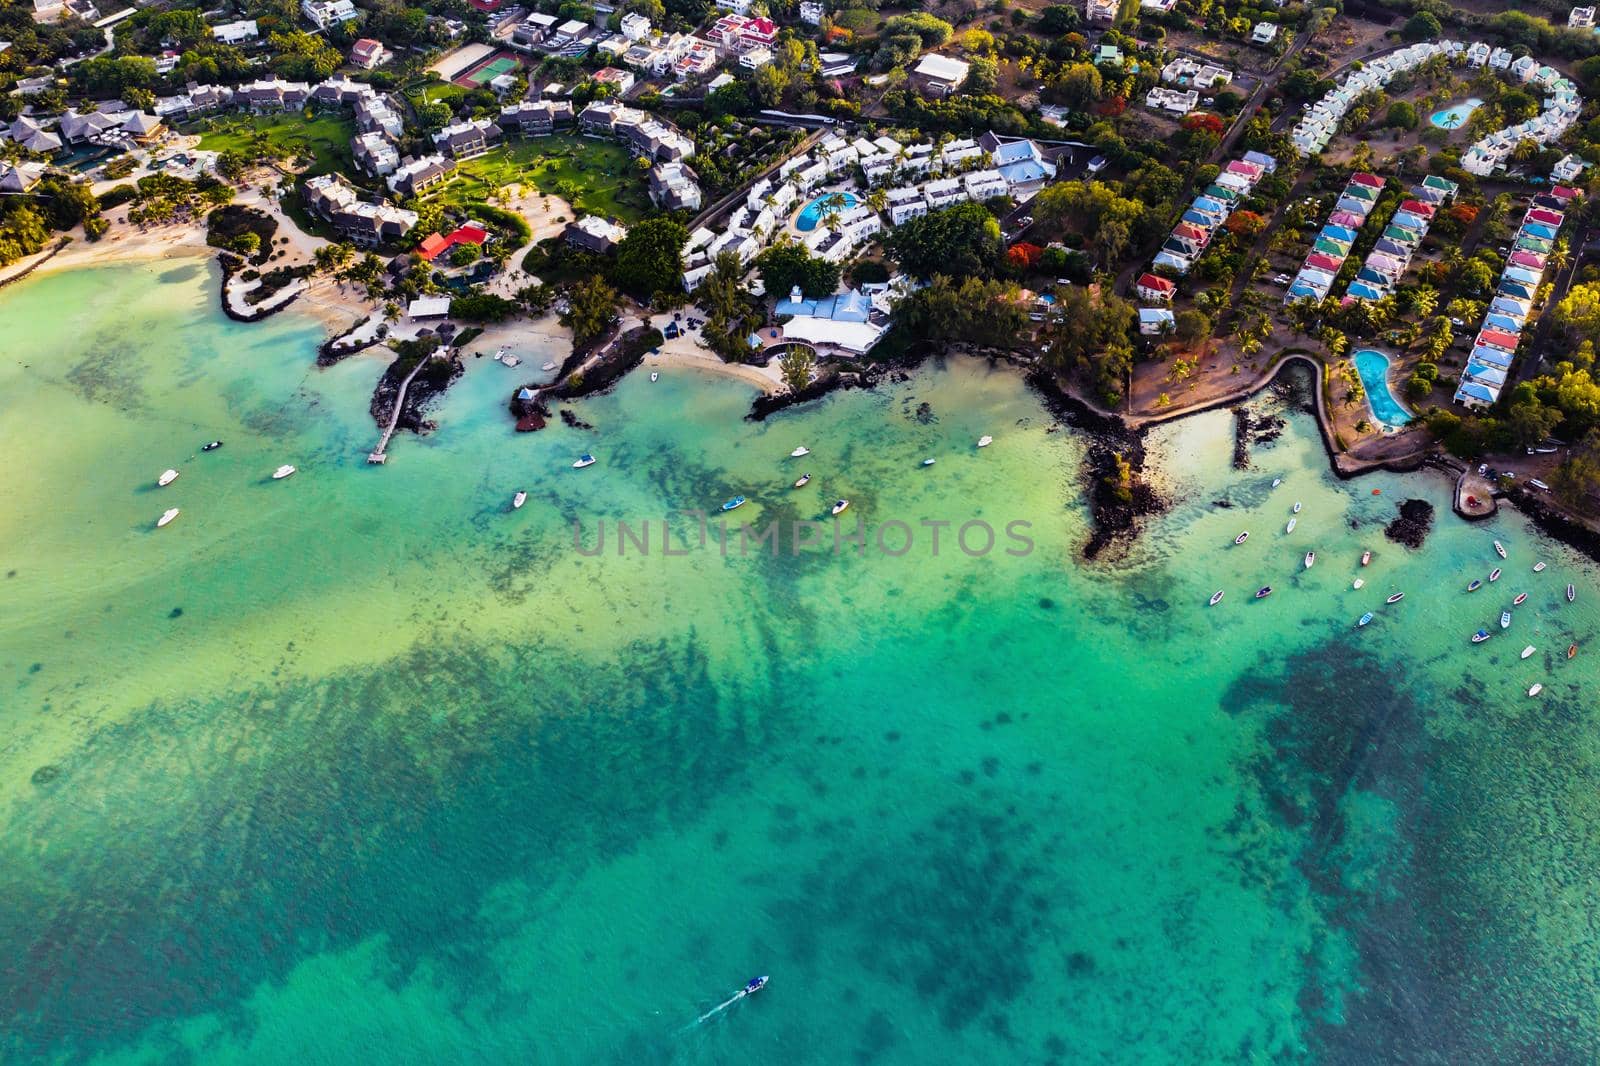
[367,352,432,464]
[1455,470,1497,520]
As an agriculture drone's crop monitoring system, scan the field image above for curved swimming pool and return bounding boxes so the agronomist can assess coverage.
[1430,97,1484,130]
[1353,348,1415,430]
[795,191,860,232]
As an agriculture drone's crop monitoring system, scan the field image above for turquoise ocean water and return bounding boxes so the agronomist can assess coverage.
[3,260,1600,1064]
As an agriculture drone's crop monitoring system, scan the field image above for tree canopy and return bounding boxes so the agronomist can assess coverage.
[756,243,840,299]
[887,202,1003,279]
[610,217,688,299]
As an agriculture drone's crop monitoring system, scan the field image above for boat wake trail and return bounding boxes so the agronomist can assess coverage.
[685,976,768,1030]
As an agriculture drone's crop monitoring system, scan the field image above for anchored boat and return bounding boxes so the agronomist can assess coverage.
[722,496,747,512]
[1357,612,1373,627]
[1471,629,1491,644]
[1285,517,1297,534]
[1494,540,1507,559]
[830,499,850,516]
[512,491,527,510]
[977,435,993,448]
[573,454,597,469]
[1489,567,1502,582]
[793,473,811,488]
[1513,592,1528,606]
[157,507,180,528]
[790,446,810,458]
[1522,645,1536,659]
[1361,550,1371,566]
[1234,531,1249,545]
[1208,590,1224,607]
[1255,586,1273,599]
[272,464,296,480]
[1534,561,1547,572]
[202,440,223,452]
[1500,610,1512,629]
[157,468,179,487]
[1467,579,1482,592]
[1292,501,1302,514]
[1304,551,1315,569]
[1569,584,1578,602]
[1386,592,1405,604]
[1353,578,1365,589]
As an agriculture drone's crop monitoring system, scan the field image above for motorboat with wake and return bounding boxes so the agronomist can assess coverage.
[272,464,296,480]
[573,454,597,469]
[512,491,527,510]
[1234,531,1249,545]
[157,507,180,528]
[1386,592,1405,604]
[158,468,179,487]
[1208,590,1224,607]
[793,473,811,489]
[831,499,850,516]
[692,976,769,1026]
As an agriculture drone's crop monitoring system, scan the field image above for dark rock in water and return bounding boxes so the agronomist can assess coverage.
[1082,441,1163,561]
[559,409,594,431]
[1232,405,1252,469]
[1384,499,1435,549]
[1038,597,1055,610]
[30,765,61,786]
[168,607,183,619]
[1214,499,1233,509]
[915,401,933,424]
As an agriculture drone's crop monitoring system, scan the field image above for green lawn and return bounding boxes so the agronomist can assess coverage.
[191,113,358,179]
[436,135,653,223]
[402,77,472,111]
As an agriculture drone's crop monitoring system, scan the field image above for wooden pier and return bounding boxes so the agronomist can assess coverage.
[367,351,432,465]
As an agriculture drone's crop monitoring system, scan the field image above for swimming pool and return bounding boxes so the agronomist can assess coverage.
[795,191,860,232]
[1353,349,1414,430]
[1430,97,1484,130]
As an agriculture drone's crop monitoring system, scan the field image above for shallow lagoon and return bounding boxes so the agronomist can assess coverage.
[2,261,1599,1063]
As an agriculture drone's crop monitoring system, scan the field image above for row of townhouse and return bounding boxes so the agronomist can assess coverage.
[303,173,419,245]
[1342,182,1449,303]
[387,154,457,198]
[1151,152,1276,275]
[499,98,576,137]
[1292,39,1584,164]
[577,101,695,162]
[1284,172,1385,304]
[1455,186,1581,408]
[433,117,503,160]
[881,169,1008,225]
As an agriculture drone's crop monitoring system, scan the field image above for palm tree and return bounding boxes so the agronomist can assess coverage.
[1549,238,1571,274]
[866,187,887,214]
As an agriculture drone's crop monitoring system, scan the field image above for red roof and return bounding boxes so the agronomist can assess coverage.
[1552,184,1582,201]
[1477,328,1519,350]
[466,0,506,10]
[1304,252,1343,272]
[1173,222,1208,242]
[1137,272,1176,293]
[1398,200,1433,217]
[741,16,777,37]
[416,224,490,262]
[1526,208,1563,226]
[1348,172,1384,187]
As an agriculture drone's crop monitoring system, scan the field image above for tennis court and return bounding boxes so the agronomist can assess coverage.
[455,51,522,87]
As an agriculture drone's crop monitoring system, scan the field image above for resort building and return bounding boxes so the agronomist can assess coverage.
[772,286,888,355]
[387,154,457,198]
[498,99,574,135]
[1250,21,1278,45]
[433,118,502,159]
[648,161,702,211]
[7,116,62,153]
[349,38,389,69]
[566,214,628,254]
[1146,87,1199,114]
[0,160,46,194]
[1571,6,1596,27]
[1136,273,1176,303]
[303,174,418,245]
[353,131,400,175]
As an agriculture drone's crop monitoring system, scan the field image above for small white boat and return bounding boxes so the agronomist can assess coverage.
[1285,517,1297,534]
[1500,610,1512,629]
[1529,684,1543,697]
[1361,550,1372,567]
[512,490,527,510]
[650,371,659,382]
[977,436,993,448]
[831,498,850,516]
[1353,578,1364,589]
[1521,645,1536,659]
[542,361,557,372]
[1494,540,1507,559]
[1209,590,1224,606]
[1304,551,1315,569]
[1471,629,1491,644]
[793,473,811,488]
[1271,478,1282,487]
[1357,612,1373,627]
[1534,561,1547,572]
[1234,531,1249,545]
[1387,592,1405,604]
[1489,567,1501,583]
[1529,478,1550,491]
[790,446,810,458]
[573,454,596,469]
[1568,583,1577,602]
[157,507,180,528]
[502,354,520,367]
[157,468,179,487]
[1513,592,1527,606]
[921,458,936,467]
[272,464,296,480]
[1292,501,1302,514]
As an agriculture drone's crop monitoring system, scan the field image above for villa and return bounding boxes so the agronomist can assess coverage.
[212,19,258,44]
[301,0,355,29]
[303,174,418,245]
[772,286,888,355]
[911,53,970,97]
[566,215,628,254]
[1136,273,1176,303]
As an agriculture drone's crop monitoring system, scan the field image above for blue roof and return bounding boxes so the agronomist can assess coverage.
[991,140,1041,166]
[1181,211,1215,227]
[1470,345,1513,367]
[1455,381,1497,403]
[1392,211,1428,231]
[1287,281,1322,299]
[998,159,1051,185]
[1348,282,1384,300]
[1322,224,1358,243]
[1374,238,1409,257]
[1191,197,1226,214]
[1485,313,1520,331]
[1465,363,1508,385]
[1521,222,1558,239]
[774,287,873,323]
